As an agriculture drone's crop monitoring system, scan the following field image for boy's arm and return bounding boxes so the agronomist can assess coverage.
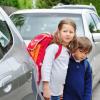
[84,61,92,100]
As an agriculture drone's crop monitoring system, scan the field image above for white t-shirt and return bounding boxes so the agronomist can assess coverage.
[41,44,70,96]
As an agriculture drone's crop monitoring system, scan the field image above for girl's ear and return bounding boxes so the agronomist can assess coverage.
[57,29,59,33]
[57,29,61,36]
[56,29,60,37]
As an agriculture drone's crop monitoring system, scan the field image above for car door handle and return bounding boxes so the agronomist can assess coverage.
[0,75,13,93]
[0,75,12,88]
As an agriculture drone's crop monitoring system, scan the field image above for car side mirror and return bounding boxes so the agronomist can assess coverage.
[97,23,100,30]
[92,33,100,42]
[0,42,4,59]
[90,23,100,33]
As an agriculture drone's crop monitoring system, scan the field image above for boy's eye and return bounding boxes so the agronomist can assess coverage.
[79,50,83,52]
[84,52,89,55]
[79,49,89,54]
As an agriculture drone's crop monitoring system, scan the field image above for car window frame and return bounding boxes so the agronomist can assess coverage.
[0,13,13,59]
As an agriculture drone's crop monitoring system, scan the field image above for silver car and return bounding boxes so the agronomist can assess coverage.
[0,7,43,100]
[10,8,100,91]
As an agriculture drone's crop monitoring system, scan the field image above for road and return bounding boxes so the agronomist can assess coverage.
[92,82,100,100]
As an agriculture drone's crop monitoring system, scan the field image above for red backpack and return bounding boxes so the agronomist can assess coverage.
[27,33,62,84]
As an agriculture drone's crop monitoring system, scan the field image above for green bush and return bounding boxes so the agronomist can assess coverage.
[0,0,32,9]
[18,0,32,9]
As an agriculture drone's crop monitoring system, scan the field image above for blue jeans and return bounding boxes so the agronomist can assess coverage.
[51,96,60,100]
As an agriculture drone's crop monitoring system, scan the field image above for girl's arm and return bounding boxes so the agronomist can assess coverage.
[43,81,51,100]
[84,61,92,100]
[41,44,58,82]
[41,44,59,99]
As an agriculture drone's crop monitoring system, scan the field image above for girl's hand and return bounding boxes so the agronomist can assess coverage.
[43,81,51,100]
[60,94,63,100]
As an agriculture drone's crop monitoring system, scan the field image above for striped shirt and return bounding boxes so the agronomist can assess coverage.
[41,44,70,96]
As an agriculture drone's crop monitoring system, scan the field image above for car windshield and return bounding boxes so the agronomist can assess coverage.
[10,13,84,40]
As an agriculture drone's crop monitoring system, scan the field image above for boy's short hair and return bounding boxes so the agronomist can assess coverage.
[76,37,92,53]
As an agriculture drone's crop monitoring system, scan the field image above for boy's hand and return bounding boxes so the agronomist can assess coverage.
[43,81,51,100]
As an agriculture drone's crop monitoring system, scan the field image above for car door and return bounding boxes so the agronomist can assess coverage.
[84,12,100,89]
[0,8,43,100]
[0,8,16,98]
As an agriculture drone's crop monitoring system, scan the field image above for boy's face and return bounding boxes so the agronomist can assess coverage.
[73,49,89,61]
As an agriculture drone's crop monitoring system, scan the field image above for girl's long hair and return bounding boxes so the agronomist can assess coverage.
[51,18,78,53]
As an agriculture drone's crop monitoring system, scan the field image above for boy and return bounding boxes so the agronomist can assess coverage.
[63,37,92,100]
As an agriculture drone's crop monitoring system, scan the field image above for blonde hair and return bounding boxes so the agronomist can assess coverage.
[52,18,77,51]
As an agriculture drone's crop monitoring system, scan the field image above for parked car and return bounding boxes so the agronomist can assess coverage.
[0,7,42,100]
[10,8,100,90]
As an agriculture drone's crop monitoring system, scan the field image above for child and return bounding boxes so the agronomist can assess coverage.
[41,18,77,100]
[63,37,92,100]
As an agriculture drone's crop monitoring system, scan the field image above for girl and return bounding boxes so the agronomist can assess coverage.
[41,18,77,100]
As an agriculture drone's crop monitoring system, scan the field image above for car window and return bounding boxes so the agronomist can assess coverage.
[0,13,13,59]
[91,13,100,32]
[86,13,100,33]
[10,13,84,40]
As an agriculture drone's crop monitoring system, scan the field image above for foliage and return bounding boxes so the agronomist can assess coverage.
[0,0,32,9]
[11,14,25,29]
[35,0,78,8]
[0,0,18,8]
[18,0,32,9]
[35,0,59,8]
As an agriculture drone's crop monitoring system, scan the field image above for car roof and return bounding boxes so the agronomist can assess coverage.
[53,4,95,9]
[11,8,95,15]
[52,4,97,14]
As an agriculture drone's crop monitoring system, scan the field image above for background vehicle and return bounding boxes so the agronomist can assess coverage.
[0,7,42,100]
[10,8,100,90]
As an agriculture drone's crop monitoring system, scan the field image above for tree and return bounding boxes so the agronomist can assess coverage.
[0,0,18,8]
[18,0,33,9]
[0,0,32,9]
[35,0,79,8]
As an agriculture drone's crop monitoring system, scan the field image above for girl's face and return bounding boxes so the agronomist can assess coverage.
[59,24,75,46]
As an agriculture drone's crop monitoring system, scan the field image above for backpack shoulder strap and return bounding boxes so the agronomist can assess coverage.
[84,60,88,80]
[84,60,88,72]
[55,45,62,59]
